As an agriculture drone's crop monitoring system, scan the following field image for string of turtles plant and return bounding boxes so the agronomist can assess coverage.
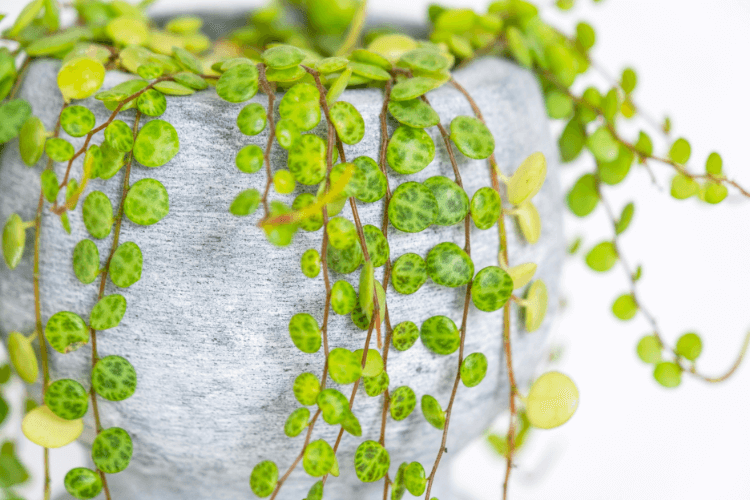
[0,0,749,499]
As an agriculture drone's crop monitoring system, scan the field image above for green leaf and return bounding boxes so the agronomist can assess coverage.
[109,241,142,288]
[89,294,126,330]
[274,118,300,150]
[670,174,699,200]
[449,115,494,160]
[425,242,473,287]
[316,388,348,424]
[391,463,408,500]
[621,67,637,93]
[288,134,327,185]
[2,214,27,270]
[392,321,419,351]
[471,266,513,312]
[92,355,137,401]
[92,427,133,473]
[137,88,167,116]
[328,216,357,250]
[705,152,722,176]
[387,126,436,175]
[284,407,310,437]
[702,182,728,204]
[351,156,387,203]
[615,202,634,235]
[507,152,547,205]
[421,395,445,430]
[576,22,596,50]
[597,145,633,185]
[391,253,427,295]
[8,332,38,383]
[420,315,460,355]
[524,279,548,332]
[636,335,662,364]
[44,379,88,420]
[235,144,264,173]
[303,440,335,477]
[133,119,179,167]
[0,100,32,144]
[95,79,149,103]
[316,56,349,73]
[216,63,259,103]
[399,48,450,73]
[279,83,321,131]
[331,280,358,315]
[262,44,305,69]
[675,332,702,361]
[587,126,619,162]
[153,81,195,96]
[104,120,134,153]
[340,410,362,437]
[26,26,90,56]
[653,362,682,388]
[358,262,385,325]
[83,191,113,239]
[506,27,532,67]
[124,178,169,226]
[545,90,573,119]
[288,313,321,353]
[403,462,426,496]
[237,103,266,136]
[388,181,437,233]
[389,386,416,421]
[305,480,324,500]
[19,116,47,166]
[362,225,389,268]
[460,352,488,388]
[363,371,389,397]
[250,460,278,497]
[390,76,444,101]
[300,248,321,278]
[584,241,618,272]
[423,176,469,226]
[64,467,102,499]
[57,57,106,102]
[634,131,653,157]
[566,173,598,217]
[265,65,305,83]
[558,118,585,162]
[44,311,89,354]
[668,137,691,164]
[470,187,501,230]
[326,67,352,103]
[388,98,440,128]
[330,101,365,145]
[611,293,637,320]
[349,61,390,81]
[173,71,207,90]
[7,0,44,38]
[328,347,362,384]
[354,441,390,482]
[293,373,321,406]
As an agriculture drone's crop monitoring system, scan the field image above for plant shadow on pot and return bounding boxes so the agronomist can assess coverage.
[0,10,565,500]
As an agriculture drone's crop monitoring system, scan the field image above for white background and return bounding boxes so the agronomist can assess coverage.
[1,0,749,499]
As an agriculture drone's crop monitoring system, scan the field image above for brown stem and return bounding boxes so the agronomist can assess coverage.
[257,64,276,218]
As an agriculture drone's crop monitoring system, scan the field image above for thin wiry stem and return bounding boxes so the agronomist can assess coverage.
[257,64,277,218]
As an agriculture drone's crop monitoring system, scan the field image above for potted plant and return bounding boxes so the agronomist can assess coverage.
[0,1,747,499]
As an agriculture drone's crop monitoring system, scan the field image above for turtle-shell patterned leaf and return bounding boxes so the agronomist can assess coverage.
[284,407,310,437]
[316,388,348,425]
[471,266,513,312]
[386,126,435,175]
[390,76,444,101]
[44,379,88,420]
[388,98,440,129]
[91,355,137,401]
[425,242,474,287]
[89,294,126,330]
[278,83,321,132]
[262,44,305,69]
[351,156,386,203]
[250,460,278,497]
[303,439,335,477]
[354,440,390,482]
[403,462,427,495]
[64,467,102,500]
[44,311,89,354]
[91,427,133,473]
[388,181,437,233]
[330,101,365,145]
[133,119,179,168]
[391,320,419,351]
[331,280,357,315]
[326,239,363,274]
[235,144,264,173]
[449,115,494,160]
[72,239,100,284]
[300,248,321,278]
[45,137,75,162]
[136,89,167,117]
[82,191,113,239]
[288,313,321,353]
[391,253,427,295]
[421,395,445,430]
[460,352,488,388]
[362,370,389,397]
[104,120,134,152]
[422,176,469,226]
[237,103,266,136]
[327,217,358,250]
[328,347,362,385]
[60,105,95,138]
[470,186,501,230]
[293,372,321,406]
[363,225,389,268]
[216,63,259,103]
[124,178,169,226]
[288,134,327,185]
[109,241,142,288]
[389,386,416,421]
[420,315,460,355]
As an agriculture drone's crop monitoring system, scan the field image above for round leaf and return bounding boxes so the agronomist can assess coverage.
[91,427,133,473]
[19,116,46,166]
[82,191,113,239]
[44,379,88,420]
[45,137,75,162]
[331,280,357,315]
[675,332,702,361]
[105,120,134,152]
[136,88,167,117]
[460,352,488,388]
[392,321,419,351]
[229,189,260,216]
[64,467,102,500]
[22,405,83,448]
[421,395,445,429]
[391,253,427,295]
[8,332,38,383]
[388,98,440,128]
[526,371,579,429]
[386,126,435,175]
[612,293,637,320]
[250,460,278,497]
[567,173,598,217]
[303,440,335,477]
[426,242,474,287]
[449,115,494,159]
[470,186,501,230]
[92,355,137,401]
[72,239,99,284]
[403,462,426,496]
[330,101,365,145]
[507,152,546,205]
[420,315,460,355]
[293,373,321,406]
[262,45,305,69]
[237,103,266,136]
[89,294,126,330]
[278,83,321,132]
[133,119,179,167]
[109,241,142,288]
[471,266,513,312]
[354,441,390,482]
[44,311,89,354]
[60,105,95,138]
[235,144,264,173]
[363,225,389,268]
[653,362,682,388]
[216,63,259,103]
[585,241,618,272]
[124,178,169,226]
[288,134,326,185]
[289,313,321,353]
[391,77,443,101]
[57,57,105,102]
[388,181,437,233]
[2,213,26,270]
[423,176,469,226]
[362,371,389,397]
[300,248,321,278]
[389,386,416,421]
[316,388,348,425]
[637,335,663,364]
[524,280,548,332]
[328,347,362,385]
[352,156,387,203]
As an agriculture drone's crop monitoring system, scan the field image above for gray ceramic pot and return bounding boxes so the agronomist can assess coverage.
[0,41,563,500]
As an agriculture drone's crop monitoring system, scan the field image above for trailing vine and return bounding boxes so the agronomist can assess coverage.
[0,1,748,500]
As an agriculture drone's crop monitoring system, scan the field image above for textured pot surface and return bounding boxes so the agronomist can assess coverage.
[0,55,563,499]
